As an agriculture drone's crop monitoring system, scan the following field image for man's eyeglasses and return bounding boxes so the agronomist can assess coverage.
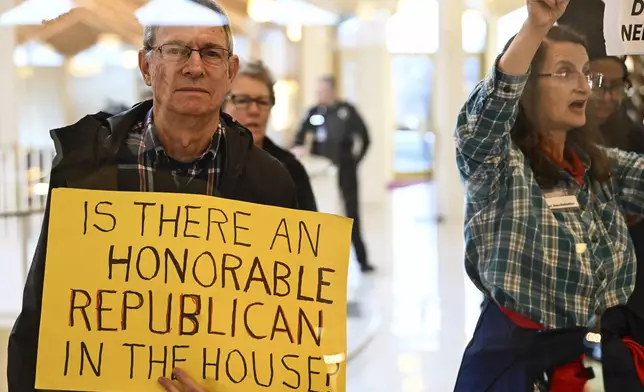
[226,94,274,110]
[151,43,230,66]
[538,71,604,89]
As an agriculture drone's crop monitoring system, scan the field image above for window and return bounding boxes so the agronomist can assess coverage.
[391,55,434,129]
[462,9,486,54]
[233,35,251,60]
[391,55,434,174]
[462,9,486,95]
[14,41,64,67]
[260,29,287,76]
[386,0,439,54]
[337,17,360,49]
[497,6,528,53]
[464,56,482,96]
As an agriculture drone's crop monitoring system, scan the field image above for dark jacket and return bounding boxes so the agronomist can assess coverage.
[263,137,318,212]
[294,101,370,165]
[7,100,298,391]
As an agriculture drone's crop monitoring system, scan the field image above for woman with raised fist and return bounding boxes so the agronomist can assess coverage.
[454,0,644,390]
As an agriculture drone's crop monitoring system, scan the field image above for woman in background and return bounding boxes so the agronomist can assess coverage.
[223,59,318,212]
[589,54,644,391]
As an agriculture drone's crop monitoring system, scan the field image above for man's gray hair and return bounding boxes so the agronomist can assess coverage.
[142,0,234,54]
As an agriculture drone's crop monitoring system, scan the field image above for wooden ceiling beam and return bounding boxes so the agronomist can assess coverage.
[72,7,142,46]
[46,22,98,56]
[74,0,142,43]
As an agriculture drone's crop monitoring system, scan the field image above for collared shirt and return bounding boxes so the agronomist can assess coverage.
[116,109,225,195]
[454,62,644,329]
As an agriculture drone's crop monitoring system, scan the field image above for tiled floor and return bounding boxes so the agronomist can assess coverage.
[344,182,480,392]
[0,174,607,391]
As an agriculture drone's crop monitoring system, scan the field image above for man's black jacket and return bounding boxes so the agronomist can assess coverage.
[262,137,318,212]
[7,100,298,391]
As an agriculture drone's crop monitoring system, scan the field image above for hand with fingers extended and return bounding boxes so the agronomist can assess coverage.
[526,0,571,29]
[158,368,211,392]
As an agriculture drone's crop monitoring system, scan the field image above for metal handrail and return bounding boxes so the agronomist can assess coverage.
[0,208,46,218]
[0,146,55,216]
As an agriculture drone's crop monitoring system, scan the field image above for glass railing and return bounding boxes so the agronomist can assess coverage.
[0,145,54,217]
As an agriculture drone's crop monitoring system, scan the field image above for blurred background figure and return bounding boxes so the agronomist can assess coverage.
[102,99,131,115]
[590,56,642,151]
[224,59,317,211]
[589,54,644,392]
[293,76,374,273]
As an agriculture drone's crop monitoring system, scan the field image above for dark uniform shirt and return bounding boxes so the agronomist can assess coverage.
[601,110,644,317]
[294,101,370,165]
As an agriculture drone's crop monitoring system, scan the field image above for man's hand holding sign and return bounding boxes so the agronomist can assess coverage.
[158,368,208,392]
[35,188,351,392]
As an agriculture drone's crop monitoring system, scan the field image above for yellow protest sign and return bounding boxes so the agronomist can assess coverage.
[36,188,351,392]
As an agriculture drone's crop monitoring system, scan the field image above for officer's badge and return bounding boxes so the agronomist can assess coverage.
[338,107,349,120]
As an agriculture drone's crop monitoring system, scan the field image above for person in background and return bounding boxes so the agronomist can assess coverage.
[589,54,644,391]
[7,1,298,390]
[453,0,644,390]
[293,76,374,273]
[103,100,131,115]
[223,59,318,211]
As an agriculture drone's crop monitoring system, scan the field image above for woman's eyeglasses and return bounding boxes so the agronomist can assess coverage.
[538,71,604,89]
[226,94,274,110]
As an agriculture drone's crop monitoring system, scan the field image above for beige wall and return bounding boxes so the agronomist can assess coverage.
[0,0,16,146]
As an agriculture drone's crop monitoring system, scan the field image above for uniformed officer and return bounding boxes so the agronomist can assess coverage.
[293,75,375,273]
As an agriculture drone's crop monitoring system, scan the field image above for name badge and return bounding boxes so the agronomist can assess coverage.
[545,195,580,210]
[316,126,327,142]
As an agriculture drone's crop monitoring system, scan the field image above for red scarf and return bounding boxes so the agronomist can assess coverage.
[548,146,585,185]
[623,337,644,385]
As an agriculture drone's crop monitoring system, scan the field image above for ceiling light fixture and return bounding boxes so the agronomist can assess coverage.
[286,23,302,42]
[96,33,122,50]
[247,0,275,24]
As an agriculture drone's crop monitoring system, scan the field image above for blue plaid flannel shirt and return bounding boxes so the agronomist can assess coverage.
[455,62,644,329]
[117,108,225,195]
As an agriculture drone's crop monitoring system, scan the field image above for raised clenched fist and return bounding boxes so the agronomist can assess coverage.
[526,0,571,29]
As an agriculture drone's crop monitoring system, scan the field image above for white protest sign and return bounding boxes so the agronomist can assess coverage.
[604,0,644,55]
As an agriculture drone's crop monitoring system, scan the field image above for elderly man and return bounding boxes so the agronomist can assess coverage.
[7,1,297,390]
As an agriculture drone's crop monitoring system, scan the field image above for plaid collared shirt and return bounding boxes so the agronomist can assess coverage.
[116,109,225,195]
[455,62,644,329]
